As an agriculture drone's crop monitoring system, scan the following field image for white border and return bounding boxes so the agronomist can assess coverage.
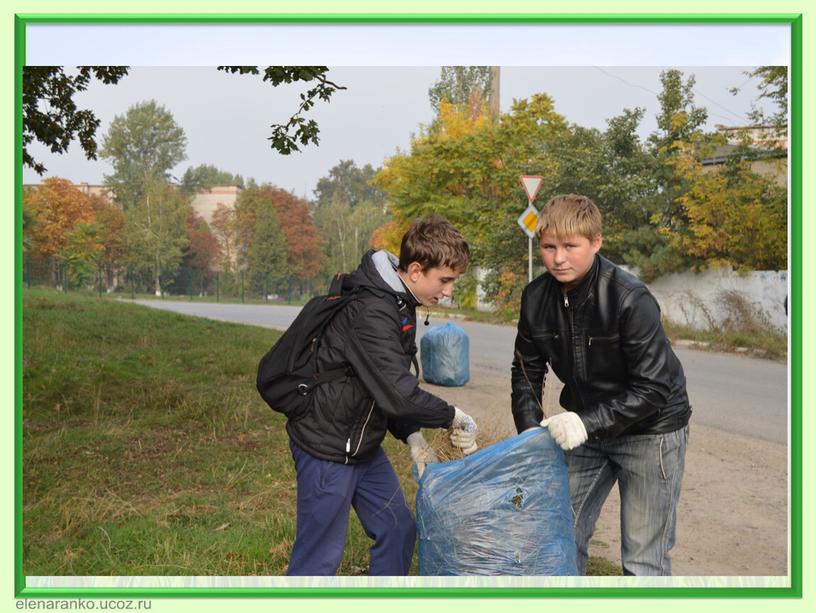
[26,24,790,66]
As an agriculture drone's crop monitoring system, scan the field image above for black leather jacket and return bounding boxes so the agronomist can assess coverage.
[511,254,690,439]
[287,250,456,464]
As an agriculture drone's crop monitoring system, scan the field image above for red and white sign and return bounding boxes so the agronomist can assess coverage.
[519,175,543,203]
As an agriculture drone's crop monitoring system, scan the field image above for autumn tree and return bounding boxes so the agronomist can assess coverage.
[370,219,409,256]
[265,187,325,289]
[167,212,223,295]
[186,212,222,277]
[89,193,126,290]
[233,185,324,296]
[61,222,104,288]
[662,143,787,271]
[23,177,100,288]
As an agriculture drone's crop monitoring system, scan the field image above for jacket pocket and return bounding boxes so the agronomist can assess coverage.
[347,399,377,458]
[587,333,620,347]
[532,330,560,341]
[584,333,624,383]
[531,330,560,358]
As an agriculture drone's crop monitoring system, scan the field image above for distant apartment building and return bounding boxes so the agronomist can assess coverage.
[24,181,242,225]
[189,185,241,225]
[712,124,788,151]
[702,124,787,187]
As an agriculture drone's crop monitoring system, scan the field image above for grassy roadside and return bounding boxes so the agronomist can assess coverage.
[29,285,310,308]
[22,289,616,576]
[23,289,354,575]
[40,285,786,360]
[661,320,787,361]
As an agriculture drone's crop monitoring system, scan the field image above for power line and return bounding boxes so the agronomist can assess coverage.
[693,89,745,122]
[592,66,659,96]
[593,66,751,126]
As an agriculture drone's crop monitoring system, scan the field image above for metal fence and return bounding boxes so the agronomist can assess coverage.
[23,255,321,304]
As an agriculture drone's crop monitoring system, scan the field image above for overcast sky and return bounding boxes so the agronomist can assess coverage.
[23,65,782,200]
[23,23,788,200]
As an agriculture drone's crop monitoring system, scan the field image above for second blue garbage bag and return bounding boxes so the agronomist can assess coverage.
[415,428,578,576]
[420,322,469,386]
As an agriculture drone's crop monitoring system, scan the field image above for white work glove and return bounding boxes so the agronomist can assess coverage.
[540,412,588,450]
[449,407,478,455]
[407,432,438,477]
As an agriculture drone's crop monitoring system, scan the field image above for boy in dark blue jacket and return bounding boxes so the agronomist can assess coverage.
[286,215,477,576]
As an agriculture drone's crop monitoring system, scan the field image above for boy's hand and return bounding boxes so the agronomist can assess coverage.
[451,406,477,432]
[450,407,478,455]
[540,412,587,450]
[450,429,478,455]
[407,432,438,477]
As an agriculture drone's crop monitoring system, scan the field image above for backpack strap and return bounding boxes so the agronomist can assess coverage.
[328,273,345,296]
[306,277,416,396]
[297,365,355,396]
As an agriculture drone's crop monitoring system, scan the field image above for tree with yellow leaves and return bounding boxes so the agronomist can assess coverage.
[23,177,102,289]
[663,143,787,272]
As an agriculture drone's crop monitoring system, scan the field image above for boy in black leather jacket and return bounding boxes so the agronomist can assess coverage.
[511,194,691,576]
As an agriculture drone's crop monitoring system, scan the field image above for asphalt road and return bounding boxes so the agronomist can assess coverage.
[128,299,789,445]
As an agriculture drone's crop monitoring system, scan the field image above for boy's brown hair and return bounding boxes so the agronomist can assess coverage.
[398,215,470,272]
[536,194,603,240]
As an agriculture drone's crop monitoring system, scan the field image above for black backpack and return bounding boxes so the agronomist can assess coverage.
[256,275,360,417]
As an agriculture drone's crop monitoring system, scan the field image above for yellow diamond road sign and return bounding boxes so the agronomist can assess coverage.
[518,205,539,239]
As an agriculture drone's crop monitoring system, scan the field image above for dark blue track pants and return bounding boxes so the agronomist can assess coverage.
[286,439,416,576]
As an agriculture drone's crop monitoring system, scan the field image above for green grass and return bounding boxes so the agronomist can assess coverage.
[22,289,614,576]
[586,556,623,576]
[662,319,787,361]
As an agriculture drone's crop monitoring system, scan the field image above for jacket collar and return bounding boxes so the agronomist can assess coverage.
[355,249,420,308]
[563,253,600,306]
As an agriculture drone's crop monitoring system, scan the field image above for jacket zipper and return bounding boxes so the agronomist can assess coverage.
[351,400,376,457]
[563,291,586,412]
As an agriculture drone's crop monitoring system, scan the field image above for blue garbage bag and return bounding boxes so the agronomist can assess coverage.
[420,322,469,386]
[415,429,577,576]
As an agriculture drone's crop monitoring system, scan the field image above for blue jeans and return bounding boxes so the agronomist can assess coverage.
[565,425,688,576]
[286,439,416,576]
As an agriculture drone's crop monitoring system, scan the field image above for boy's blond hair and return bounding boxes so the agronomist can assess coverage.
[398,215,470,272]
[536,194,602,240]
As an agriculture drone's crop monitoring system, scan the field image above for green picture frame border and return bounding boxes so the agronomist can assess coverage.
[14,11,803,600]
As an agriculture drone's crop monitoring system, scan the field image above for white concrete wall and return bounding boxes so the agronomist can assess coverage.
[647,268,788,333]
[474,265,789,332]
